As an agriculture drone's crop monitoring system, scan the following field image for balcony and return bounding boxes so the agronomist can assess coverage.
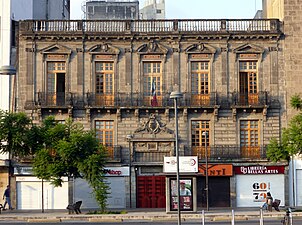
[133,150,171,164]
[231,91,268,107]
[187,145,267,160]
[20,19,282,35]
[37,92,73,107]
[86,92,217,108]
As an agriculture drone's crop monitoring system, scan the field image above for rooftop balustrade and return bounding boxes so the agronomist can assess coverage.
[20,19,282,34]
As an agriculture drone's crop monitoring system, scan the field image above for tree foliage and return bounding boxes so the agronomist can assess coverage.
[0,110,33,158]
[33,117,109,211]
[0,112,109,211]
[267,95,302,161]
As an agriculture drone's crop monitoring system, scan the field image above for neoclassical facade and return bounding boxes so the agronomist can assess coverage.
[15,19,287,209]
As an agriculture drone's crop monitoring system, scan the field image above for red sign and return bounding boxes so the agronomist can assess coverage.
[234,166,284,175]
[198,164,233,176]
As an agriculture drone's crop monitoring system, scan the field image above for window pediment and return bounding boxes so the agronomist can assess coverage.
[185,43,217,54]
[137,41,169,55]
[88,43,120,55]
[233,43,265,54]
[40,44,72,55]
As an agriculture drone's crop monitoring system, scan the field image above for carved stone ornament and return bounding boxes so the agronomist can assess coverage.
[134,113,173,134]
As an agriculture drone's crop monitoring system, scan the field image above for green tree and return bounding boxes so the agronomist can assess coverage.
[0,112,109,211]
[33,117,109,212]
[0,111,32,158]
[267,94,302,161]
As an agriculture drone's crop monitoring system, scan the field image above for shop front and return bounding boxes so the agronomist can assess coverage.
[234,165,285,207]
[197,164,233,207]
[15,167,68,210]
[74,166,129,209]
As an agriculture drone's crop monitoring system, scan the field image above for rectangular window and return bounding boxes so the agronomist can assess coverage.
[46,62,66,106]
[95,61,114,106]
[95,120,114,159]
[191,61,210,105]
[240,120,260,158]
[239,61,258,105]
[191,120,210,158]
[143,62,162,106]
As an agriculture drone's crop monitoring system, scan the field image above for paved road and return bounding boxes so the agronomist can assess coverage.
[0,217,300,224]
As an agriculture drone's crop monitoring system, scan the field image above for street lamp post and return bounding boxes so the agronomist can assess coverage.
[202,131,209,211]
[126,134,133,208]
[170,91,183,225]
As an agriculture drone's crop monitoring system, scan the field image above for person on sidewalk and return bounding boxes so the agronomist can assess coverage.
[262,192,273,212]
[3,185,13,210]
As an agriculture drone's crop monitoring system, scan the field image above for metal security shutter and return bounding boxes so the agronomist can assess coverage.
[236,174,284,207]
[16,177,68,210]
[74,177,126,209]
[296,169,302,206]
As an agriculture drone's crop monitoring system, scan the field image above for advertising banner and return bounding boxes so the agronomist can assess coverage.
[236,174,284,207]
[170,179,193,211]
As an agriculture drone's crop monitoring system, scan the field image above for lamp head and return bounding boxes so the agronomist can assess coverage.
[170,91,183,99]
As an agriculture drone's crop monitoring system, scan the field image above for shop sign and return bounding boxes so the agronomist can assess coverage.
[164,156,198,173]
[104,167,129,176]
[198,164,233,176]
[234,165,284,175]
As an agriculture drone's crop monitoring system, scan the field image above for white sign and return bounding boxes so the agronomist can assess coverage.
[236,174,284,207]
[164,156,198,173]
[104,167,129,176]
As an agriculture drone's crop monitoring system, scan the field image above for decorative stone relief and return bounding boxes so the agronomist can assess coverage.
[135,113,173,134]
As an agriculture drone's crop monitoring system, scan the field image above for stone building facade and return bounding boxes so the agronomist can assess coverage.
[15,18,288,209]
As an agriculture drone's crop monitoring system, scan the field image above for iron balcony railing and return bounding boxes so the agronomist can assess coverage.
[132,145,267,164]
[20,19,282,34]
[36,91,272,108]
[231,91,268,107]
[37,92,74,107]
[86,92,217,108]
[185,145,267,160]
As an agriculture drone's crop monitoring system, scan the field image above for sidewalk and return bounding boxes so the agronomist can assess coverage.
[0,207,300,222]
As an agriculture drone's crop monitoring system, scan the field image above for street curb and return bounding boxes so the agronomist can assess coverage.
[27,218,62,223]
[89,218,123,222]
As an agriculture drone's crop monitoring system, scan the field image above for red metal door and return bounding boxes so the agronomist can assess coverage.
[137,176,166,208]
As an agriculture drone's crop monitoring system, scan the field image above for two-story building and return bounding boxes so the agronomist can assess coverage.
[14,18,287,210]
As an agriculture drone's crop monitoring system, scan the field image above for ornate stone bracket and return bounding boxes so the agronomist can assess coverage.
[135,109,139,121]
[232,108,237,122]
[214,106,219,122]
[85,107,91,122]
[183,108,188,122]
[263,105,268,122]
[134,113,173,134]
[117,109,121,122]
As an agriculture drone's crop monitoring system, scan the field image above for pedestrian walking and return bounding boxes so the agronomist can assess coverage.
[3,185,13,210]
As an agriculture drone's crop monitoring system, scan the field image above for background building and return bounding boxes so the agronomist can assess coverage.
[83,0,139,20]
[140,0,165,19]
[262,0,302,208]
